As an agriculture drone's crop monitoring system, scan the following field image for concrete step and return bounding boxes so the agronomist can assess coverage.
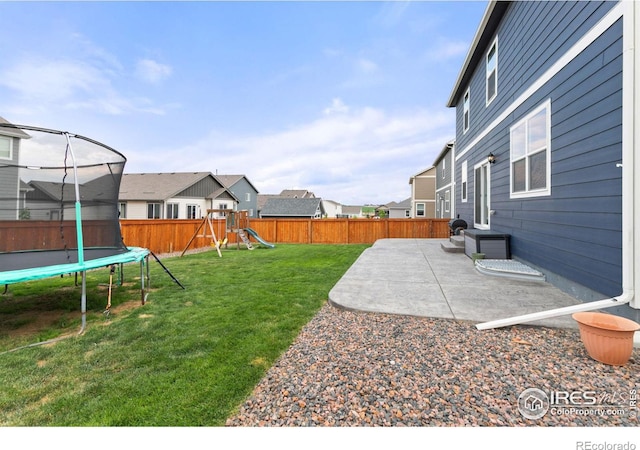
[450,235,465,247]
[441,240,465,253]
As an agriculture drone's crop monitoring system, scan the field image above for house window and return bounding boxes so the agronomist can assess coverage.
[0,136,11,159]
[486,38,498,105]
[441,158,446,179]
[474,163,490,228]
[461,160,468,202]
[167,203,179,219]
[510,100,551,198]
[463,89,470,133]
[416,203,425,217]
[245,193,251,202]
[218,203,228,210]
[445,191,450,213]
[405,210,410,218]
[147,203,161,219]
[118,202,127,219]
[187,204,199,219]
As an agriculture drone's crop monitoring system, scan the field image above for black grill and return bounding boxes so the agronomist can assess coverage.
[448,218,467,235]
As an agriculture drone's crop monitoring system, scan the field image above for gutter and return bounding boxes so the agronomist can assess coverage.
[477,0,637,330]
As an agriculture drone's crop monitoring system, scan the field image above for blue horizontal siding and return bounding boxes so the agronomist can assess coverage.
[453,1,623,297]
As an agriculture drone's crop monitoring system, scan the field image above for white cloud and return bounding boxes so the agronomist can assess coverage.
[356,58,378,74]
[323,98,349,116]
[0,54,170,117]
[135,59,173,85]
[425,39,470,62]
[126,103,455,205]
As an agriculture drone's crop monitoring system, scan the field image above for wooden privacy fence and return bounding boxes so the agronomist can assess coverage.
[119,218,451,255]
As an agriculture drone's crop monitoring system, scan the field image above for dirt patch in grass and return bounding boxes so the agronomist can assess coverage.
[0,299,145,339]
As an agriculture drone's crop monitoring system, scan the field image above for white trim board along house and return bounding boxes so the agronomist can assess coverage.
[447,1,640,324]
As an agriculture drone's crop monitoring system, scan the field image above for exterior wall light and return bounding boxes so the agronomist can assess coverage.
[487,152,496,164]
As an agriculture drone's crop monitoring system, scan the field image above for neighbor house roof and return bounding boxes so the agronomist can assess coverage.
[387,198,412,210]
[216,174,260,193]
[260,197,324,217]
[0,116,31,139]
[432,140,455,166]
[409,166,436,184]
[279,189,315,198]
[446,1,510,107]
[119,172,237,202]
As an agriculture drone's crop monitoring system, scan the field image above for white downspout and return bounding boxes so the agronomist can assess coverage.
[477,0,637,330]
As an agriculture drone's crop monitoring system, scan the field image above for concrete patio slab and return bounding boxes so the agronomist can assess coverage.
[328,238,584,329]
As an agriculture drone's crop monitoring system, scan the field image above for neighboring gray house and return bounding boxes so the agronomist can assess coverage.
[0,117,30,220]
[259,197,325,219]
[257,189,317,217]
[433,140,455,219]
[386,198,412,218]
[216,174,259,218]
[447,0,640,320]
[119,172,238,219]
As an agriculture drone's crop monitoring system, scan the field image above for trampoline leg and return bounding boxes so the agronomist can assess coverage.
[79,271,87,335]
[2,284,7,295]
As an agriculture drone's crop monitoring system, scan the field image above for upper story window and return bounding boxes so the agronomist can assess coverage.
[0,136,12,159]
[416,203,425,217]
[486,38,498,106]
[510,100,551,198]
[463,89,470,133]
[245,193,251,202]
[441,157,446,179]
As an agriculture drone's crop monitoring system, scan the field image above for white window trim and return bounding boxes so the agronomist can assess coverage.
[461,160,468,202]
[463,88,470,134]
[486,37,498,106]
[510,99,552,199]
[416,203,425,217]
[474,160,491,230]
[456,3,623,162]
[0,136,12,160]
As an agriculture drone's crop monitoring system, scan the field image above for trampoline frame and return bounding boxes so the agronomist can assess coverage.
[0,125,150,334]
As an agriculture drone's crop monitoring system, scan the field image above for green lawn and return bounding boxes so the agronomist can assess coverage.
[0,244,368,426]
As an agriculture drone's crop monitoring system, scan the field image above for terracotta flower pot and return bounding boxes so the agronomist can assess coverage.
[572,312,640,366]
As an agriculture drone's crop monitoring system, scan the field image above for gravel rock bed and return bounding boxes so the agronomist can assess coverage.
[226,303,639,427]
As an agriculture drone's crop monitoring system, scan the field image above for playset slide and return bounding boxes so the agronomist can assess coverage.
[243,228,275,248]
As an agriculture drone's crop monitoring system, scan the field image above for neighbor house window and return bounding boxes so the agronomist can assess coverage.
[416,203,425,217]
[486,38,498,105]
[147,202,161,219]
[461,160,468,202]
[187,204,199,219]
[510,100,551,198]
[441,157,446,179]
[245,193,251,202]
[463,89,470,133]
[0,136,11,159]
[405,210,410,218]
[167,203,179,219]
[118,202,127,219]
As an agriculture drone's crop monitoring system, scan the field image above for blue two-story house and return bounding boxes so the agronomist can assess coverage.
[447,1,640,323]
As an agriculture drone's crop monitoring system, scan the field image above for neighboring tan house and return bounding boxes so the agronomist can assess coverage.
[434,140,455,219]
[259,197,325,219]
[119,172,238,219]
[386,198,412,218]
[447,0,640,321]
[409,166,436,218]
[341,205,365,218]
[215,174,259,218]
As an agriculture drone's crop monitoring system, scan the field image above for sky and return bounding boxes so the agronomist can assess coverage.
[0,0,488,206]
